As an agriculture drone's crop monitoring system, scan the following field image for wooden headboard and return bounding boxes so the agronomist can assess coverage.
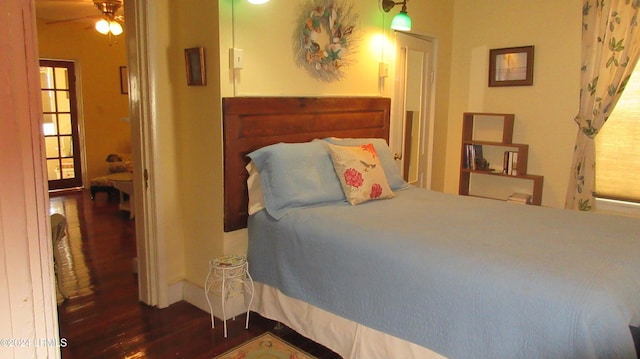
[223,97,391,232]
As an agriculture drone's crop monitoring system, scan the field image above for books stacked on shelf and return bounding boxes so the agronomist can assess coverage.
[507,192,531,204]
[463,144,484,170]
[503,150,518,175]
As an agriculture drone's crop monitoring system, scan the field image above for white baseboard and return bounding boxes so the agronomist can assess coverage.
[181,280,209,312]
[167,281,183,306]
[179,280,246,320]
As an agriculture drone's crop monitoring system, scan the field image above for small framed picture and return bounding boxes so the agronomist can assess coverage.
[184,47,206,86]
[119,66,129,94]
[488,46,534,87]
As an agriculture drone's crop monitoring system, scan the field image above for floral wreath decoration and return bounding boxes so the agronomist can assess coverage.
[294,0,359,82]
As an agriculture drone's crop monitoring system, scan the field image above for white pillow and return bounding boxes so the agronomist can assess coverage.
[246,161,266,215]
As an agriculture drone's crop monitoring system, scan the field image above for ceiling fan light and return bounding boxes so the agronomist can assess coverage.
[95,19,110,34]
[109,21,123,36]
[391,11,412,31]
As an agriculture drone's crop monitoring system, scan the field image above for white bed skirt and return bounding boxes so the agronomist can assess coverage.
[252,282,447,359]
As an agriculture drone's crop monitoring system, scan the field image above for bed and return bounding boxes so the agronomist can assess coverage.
[89,153,133,199]
[223,97,640,359]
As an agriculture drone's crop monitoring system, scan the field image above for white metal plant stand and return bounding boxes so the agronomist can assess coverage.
[204,255,255,338]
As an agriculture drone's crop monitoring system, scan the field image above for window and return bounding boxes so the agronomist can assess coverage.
[595,65,640,203]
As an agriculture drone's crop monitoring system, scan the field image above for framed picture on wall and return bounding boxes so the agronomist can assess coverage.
[185,47,206,86]
[488,46,534,87]
[119,66,129,94]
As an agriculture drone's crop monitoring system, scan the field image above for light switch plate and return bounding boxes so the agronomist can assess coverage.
[231,48,244,69]
[378,62,389,78]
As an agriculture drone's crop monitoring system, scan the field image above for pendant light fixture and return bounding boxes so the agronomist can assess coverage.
[382,0,412,32]
[94,1,124,36]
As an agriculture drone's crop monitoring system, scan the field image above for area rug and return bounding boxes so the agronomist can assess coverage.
[214,332,317,359]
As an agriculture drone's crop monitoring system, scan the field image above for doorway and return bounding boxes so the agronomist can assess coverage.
[35,0,158,309]
[40,60,83,190]
[393,32,436,189]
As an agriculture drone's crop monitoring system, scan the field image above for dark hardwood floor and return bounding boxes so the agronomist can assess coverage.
[51,189,341,359]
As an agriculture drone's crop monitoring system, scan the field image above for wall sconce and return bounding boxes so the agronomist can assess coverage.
[382,0,412,31]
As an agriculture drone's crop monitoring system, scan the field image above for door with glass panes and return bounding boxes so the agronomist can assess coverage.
[40,60,82,190]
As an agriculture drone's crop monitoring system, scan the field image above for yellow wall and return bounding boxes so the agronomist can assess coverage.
[227,1,386,96]
[169,0,224,286]
[446,0,582,207]
[37,20,130,182]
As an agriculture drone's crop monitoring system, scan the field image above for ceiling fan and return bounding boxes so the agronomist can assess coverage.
[93,0,124,36]
[39,0,124,36]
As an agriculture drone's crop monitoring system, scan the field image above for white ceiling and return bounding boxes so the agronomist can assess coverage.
[35,0,123,24]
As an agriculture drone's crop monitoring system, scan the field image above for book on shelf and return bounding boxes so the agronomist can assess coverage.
[507,192,531,204]
[464,144,472,169]
[464,144,484,170]
[473,144,483,169]
[503,150,518,175]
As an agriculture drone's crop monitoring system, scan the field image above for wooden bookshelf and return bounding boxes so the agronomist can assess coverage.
[459,112,544,205]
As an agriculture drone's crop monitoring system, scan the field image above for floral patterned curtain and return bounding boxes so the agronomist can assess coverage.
[565,0,640,211]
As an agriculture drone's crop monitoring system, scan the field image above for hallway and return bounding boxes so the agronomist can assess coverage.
[50,190,339,358]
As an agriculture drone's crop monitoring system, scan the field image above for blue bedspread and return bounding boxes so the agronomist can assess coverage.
[248,188,640,359]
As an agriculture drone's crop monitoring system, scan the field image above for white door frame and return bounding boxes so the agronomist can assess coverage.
[391,32,437,189]
[2,0,59,357]
[124,0,168,308]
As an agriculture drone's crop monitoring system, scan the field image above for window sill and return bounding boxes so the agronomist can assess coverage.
[595,198,640,218]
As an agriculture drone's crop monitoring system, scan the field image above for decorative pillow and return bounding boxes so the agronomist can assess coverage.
[245,161,266,215]
[321,137,408,190]
[247,141,345,219]
[106,153,133,173]
[326,143,394,205]
[108,161,133,173]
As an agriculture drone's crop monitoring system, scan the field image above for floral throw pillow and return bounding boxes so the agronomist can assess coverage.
[327,143,394,205]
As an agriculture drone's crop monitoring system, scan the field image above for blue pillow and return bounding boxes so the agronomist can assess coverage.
[247,142,345,219]
[320,137,408,190]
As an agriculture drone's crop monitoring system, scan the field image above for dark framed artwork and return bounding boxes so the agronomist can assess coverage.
[488,46,534,87]
[119,66,128,94]
[185,47,206,86]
